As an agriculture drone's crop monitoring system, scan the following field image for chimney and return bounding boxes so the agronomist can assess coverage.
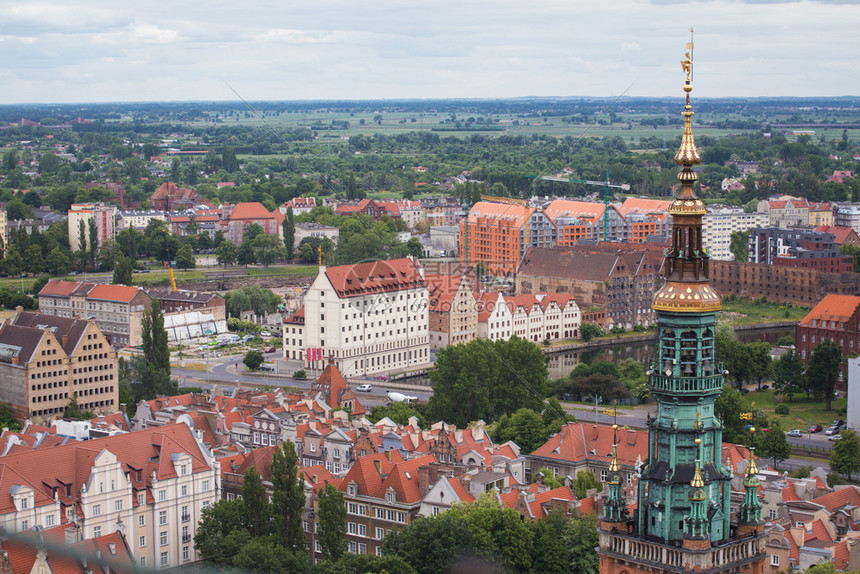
[119,403,127,415]
[65,524,81,545]
[418,465,431,496]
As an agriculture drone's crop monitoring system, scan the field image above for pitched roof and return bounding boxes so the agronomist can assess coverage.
[324,258,426,298]
[229,202,276,221]
[86,284,146,303]
[617,197,672,220]
[800,294,860,326]
[517,248,620,282]
[0,322,46,365]
[12,311,90,355]
[38,280,94,298]
[811,485,860,514]
[466,201,534,228]
[425,273,467,312]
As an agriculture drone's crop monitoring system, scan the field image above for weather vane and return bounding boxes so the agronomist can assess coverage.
[681,28,694,83]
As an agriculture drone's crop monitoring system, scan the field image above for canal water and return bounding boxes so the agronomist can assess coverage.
[545,325,793,381]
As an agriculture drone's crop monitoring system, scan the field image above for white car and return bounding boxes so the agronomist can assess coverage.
[260,331,273,338]
[356,384,372,392]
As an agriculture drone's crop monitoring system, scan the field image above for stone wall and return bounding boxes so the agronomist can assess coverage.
[711,261,860,306]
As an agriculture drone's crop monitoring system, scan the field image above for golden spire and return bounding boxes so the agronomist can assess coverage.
[670,30,706,215]
[690,438,705,489]
[608,424,621,473]
[747,429,759,477]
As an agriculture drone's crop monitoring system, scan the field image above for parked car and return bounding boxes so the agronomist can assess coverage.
[264,347,277,353]
[809,425,823,433]
[825,427,840,436]
[241,335,255,343]
[356,384,372,393]
[760,384,769,390]
[787,429,803,438]
[829,433,843,441]
[260,331,273,338]
[831,420,846,429]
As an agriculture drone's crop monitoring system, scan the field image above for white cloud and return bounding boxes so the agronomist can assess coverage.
[0,35,37,44]
[92,22,178,46]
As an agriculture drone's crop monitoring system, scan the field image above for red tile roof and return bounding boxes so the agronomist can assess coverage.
[87,284,145,303]
[800,294,860,326]
[229,202,276,221]
[38,280,93,298]
[324,258,426,298]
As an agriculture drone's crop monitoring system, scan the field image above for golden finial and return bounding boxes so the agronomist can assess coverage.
[690,462,705,489]
[746,444,759,477]
[694,438,701,445]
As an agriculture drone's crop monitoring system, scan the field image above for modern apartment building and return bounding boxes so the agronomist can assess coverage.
[702,206,769,260]
[116,210,166,231]
[37,281,152,347]
[748,227,853,274]
[283,257,431,376]
[68,203,117,252]
[0,422,220,570]
[0,310,117,424]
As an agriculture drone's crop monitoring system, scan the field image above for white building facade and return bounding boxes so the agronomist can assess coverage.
[702,207,770,260]
[284,257,431,376]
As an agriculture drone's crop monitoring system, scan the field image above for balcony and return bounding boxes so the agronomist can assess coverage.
[650,373,724,395]
[599,529,765,574]
[182,533,192,543]
[181,513,191,523]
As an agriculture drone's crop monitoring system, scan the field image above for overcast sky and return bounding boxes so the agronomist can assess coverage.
[1,0,858,105]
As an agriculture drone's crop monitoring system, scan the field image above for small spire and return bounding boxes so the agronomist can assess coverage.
[746,447,759,477]
[608,424,621,473]
[690,438,705,490]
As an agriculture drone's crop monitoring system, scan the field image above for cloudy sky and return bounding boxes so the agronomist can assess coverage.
[1,0,858,104]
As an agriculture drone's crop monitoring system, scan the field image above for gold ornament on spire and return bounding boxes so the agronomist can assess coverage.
[671,29,705,215]
[608,424,621,473]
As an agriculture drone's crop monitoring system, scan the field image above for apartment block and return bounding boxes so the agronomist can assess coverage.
[748,227,853,274]
[38,281,152,347]
[702,206,769,260]
[68,203,117,252]
[0,310,117,424]
[283,257,431,376]
[0,422,219,570]
[425,273,478,349]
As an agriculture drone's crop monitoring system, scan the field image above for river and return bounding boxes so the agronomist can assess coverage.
[545,325,794,381]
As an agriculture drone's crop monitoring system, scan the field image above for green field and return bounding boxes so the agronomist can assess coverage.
[719,299,809,326]
[743,389,846,430]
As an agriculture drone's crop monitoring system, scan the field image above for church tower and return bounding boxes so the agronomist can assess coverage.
[597,41,767,574]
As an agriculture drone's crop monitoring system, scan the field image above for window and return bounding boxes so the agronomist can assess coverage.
[93,526,101,537]
[375,527,385,540]
[348,522,357,535]
[158,490,166,502]
[181,485,187,497]
[397,512,405,524]
[139,515,145,527]
[140,536,146,547]
[183,546,190,561]
[45,514,54,527]
[771,555,779,567]
[358,524,367,537]
[140,557,145,568]
[769,510,777,521]
[315,541,322,553]
[349,541,357,554]
[21,520,28,531]
[160,531,168,546]
[358,543,367,554]
[115,500,123,512]
[138,493,145,506]
[348,503,357,515]
[160,552,168,567]
[159,510,167,526]
[202,480,210,491]
[92,504,101,516]
[600,470,608,482]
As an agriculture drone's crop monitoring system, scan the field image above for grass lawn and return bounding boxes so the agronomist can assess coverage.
[719,299,809,326]
[743,389,846,430]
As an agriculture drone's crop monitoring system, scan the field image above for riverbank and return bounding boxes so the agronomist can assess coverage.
[541,321,797,355]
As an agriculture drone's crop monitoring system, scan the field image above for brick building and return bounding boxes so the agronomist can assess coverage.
[796,294,860,364]
[149,182,212,211]
[220,201,281,245]
[0,310,117,424]
[425,273,478,349]
[710,261,860,308]
[515,243,664,329]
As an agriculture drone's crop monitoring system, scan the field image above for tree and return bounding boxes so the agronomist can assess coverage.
[368,401,426,428]
[807,339,842,411]
[5,199,33,221]
[24,244,43,274]
[231,538,310,573]
[88,218,98,270]
[831,429,860,480]
[222,146,239,173]
[3,248,22,277]
[316,554,416,574]
[572,469,601,499]
[243,350,264,371]
[317,483,348,562]
[715,384,748,444]
[283,207,296,259]
[64,393,94,421]
[241,468,270,537]
[428,337,549,428]
[175,243,196,270]
[112,256,133,286]
[580,323,604,342]
[237,241,256,266]
[729,230,749,262]
[748,341,773,390]
[77,220,87,270]
[382,511,481,574]
[758,421,791,469]
[491,408,554,454]
[140,298,171,386]
[252,233,282,267]
[531,467,564,489]
[193,499,249,564]
[773,349,805,402]
[403,236,424,258]
[0,403,21,432]
[216,239,238,268]
[270,440,306,551]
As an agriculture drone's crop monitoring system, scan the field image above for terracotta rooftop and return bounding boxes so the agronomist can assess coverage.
[799,294,860,326]
[86,284,146,303]
[324,258,426,298]
[466,201,535,228]
[229,201,276,221]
